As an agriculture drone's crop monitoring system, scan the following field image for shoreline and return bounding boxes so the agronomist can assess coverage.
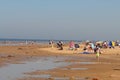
[0,45,120,80]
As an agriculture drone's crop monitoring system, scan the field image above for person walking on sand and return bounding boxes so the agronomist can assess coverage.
[96,46,101,61]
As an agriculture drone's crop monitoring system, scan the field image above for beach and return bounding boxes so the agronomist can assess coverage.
[0,44,120,80]
[1,0,120,80]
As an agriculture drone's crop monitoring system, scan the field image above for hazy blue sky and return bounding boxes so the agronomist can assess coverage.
[0,0,120,40]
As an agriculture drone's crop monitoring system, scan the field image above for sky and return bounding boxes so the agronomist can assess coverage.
[0,0,120,40]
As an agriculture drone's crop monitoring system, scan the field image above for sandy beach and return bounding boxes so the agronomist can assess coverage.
[0,44,120,80]
[1,0,120,80]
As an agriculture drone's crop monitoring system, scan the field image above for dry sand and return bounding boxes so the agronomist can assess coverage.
[0,45,120,80]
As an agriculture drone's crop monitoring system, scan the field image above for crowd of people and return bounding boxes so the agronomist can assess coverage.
[48,40,120,61]
[49,40,80,51]
[49,40,120,58]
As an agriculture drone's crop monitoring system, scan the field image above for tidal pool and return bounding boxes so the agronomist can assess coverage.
[0,56,71,80]
[0,56,95,80]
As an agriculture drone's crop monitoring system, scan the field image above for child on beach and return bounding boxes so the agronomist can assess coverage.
[95,47,101,61]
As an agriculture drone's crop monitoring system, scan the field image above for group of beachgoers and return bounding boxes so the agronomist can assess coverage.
[49,40,119,50]
[49,40,80,50]
[83,40,118,53]
[49,40,120,59]
[49,40,64,50]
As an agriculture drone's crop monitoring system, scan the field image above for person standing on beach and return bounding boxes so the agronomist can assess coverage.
[69,41,75,50]
[96,47,101,61]
[108,41,112,48]
[112,41,115,48]
[49,40,54,49]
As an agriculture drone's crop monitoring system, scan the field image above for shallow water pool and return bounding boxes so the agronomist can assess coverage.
[0,56,96,80]
[0,56,71,80]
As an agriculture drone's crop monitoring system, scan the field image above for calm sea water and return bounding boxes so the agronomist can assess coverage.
[0,38,82,46]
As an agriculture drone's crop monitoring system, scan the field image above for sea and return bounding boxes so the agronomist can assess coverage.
[0,38,82,46]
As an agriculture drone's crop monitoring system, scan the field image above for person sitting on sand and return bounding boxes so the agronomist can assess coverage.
[102,41,108,48]
[74,43,80,50]
[57,41,63,50]
[81,46,91,54]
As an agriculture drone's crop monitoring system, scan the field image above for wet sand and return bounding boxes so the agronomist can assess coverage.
[0,45,120,80]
